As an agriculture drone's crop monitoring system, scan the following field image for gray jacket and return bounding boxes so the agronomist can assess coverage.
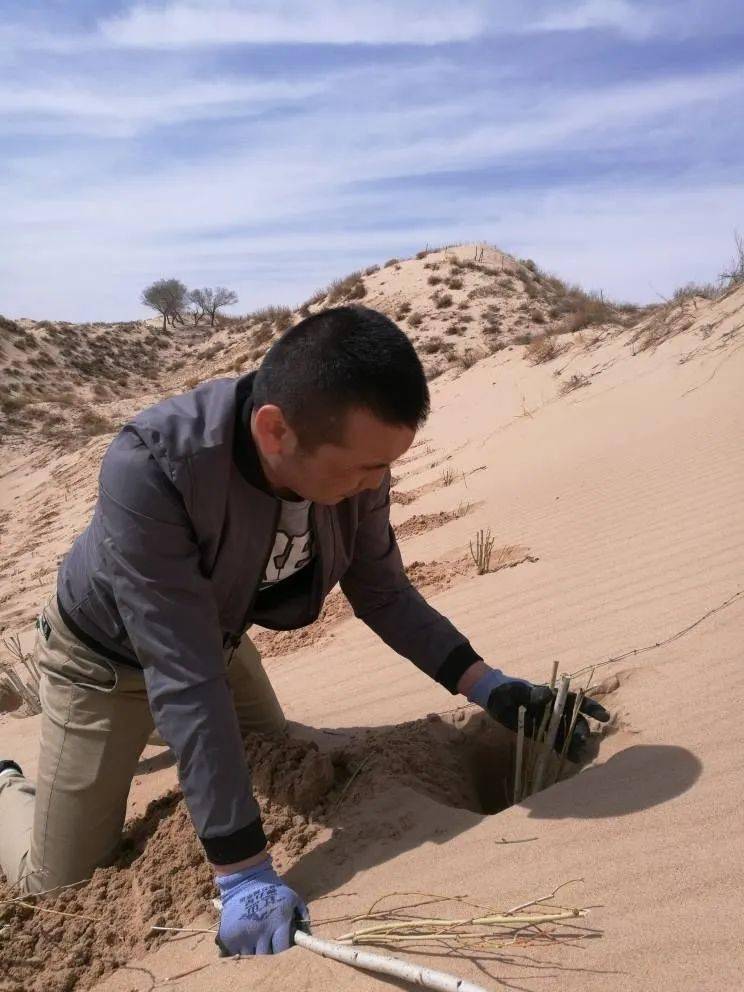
[57,373,481,863]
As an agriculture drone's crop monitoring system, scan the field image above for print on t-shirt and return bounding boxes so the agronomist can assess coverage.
[259,497,315,590]
[260,531,313,588]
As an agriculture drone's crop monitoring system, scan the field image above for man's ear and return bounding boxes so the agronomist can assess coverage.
[254,405,291,455]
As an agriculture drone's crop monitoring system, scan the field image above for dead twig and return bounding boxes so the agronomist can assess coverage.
[569,588,744,679]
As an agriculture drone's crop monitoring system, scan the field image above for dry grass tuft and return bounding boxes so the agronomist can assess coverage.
[433,292,453,309]
[559,373,591,396]
[1,634,41,714]
[525,335,562,364]
[325,272,367,305]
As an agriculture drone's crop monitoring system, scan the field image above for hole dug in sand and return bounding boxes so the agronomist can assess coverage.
[0,712,590,992]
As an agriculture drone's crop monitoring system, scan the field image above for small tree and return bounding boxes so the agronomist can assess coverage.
[141,278,189,331]
[189,286,239,326]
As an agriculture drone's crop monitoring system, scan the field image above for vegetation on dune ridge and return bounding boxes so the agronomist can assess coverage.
[2,235,741,446]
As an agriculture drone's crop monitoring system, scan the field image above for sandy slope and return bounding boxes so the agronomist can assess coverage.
[2,279,743,991]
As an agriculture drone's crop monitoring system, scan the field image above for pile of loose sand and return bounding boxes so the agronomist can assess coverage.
[0,712,539,992]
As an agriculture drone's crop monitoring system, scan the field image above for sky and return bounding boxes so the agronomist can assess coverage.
[1,1,743,321]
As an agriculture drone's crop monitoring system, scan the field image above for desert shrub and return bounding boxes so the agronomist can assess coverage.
[559,294,619,333]
[423,262,440,270]
[445,325,465,336]
[363,264,380,277]
[514,332,533,345]
[719,230,744,288]
[427,275,442,286]
[0,315,20,335]
[52,389,76,406]
[78,408,115,436]
[395,302,412,320]
[1,394,26,415]
[522,258,538,273]
[253,305,293,332]
[408,311,424,328]
[672,281,718,302]
[415,250,430,259]
[525,334,561,364]
[421,337,444,354]
[433,292,453,309]
[232,351,250,371]
[383,258,400,268]
[467,282,500,301]
[447,277,464,290]
[457,348,482,370]
[326,272,366,305]
[301,289,327,311]
[542,275,565,294]
[252,322,273,347]
[530,309,546,324]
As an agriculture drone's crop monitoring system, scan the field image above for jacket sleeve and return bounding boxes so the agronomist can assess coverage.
[98,427,266,865]
[339,473,482,693]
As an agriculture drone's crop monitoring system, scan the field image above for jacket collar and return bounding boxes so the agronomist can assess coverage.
[233,372,274,494]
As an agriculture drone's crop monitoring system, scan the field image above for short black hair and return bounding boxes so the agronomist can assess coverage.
[253,305,430,450]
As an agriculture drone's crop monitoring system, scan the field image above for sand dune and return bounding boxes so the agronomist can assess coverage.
[1,251,742,991]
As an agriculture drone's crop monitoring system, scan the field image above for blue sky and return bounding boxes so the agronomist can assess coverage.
[1,1,743,321]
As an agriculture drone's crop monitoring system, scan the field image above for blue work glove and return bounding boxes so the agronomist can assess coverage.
[215,855,309,956]
[467,668,610,762]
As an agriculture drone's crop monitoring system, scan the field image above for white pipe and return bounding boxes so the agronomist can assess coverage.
[294,930,491,992]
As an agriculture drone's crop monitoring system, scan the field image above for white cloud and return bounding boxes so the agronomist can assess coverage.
[2,55,741,320]
[0,77,327,137]
[1,3,741,320]
[533,0,655,38]
[2,0,734,56]
[98,0,488,48]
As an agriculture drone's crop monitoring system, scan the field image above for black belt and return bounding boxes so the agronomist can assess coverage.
[55,595,143,671]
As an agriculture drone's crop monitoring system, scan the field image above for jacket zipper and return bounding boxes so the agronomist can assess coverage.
[308,503,325,620]
[234,499,282,645]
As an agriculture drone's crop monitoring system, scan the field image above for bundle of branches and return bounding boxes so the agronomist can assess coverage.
[514,662,597,803]
[1,634,41,714]
[316,882,589,953]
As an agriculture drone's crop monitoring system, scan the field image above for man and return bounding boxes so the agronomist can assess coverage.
[0,305,608,955]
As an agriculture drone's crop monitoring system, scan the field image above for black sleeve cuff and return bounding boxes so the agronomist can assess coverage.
[435,642,483,694]
[200,818,267,865]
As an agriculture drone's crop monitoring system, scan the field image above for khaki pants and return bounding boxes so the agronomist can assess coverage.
[0,594,286,895]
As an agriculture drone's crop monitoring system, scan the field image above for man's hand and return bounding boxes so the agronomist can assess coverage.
[465,667,610,763]
[216,855,309,955]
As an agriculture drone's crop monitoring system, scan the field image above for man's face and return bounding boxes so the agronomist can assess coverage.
[252,404,415,505]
